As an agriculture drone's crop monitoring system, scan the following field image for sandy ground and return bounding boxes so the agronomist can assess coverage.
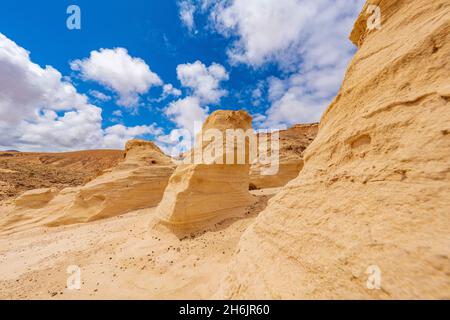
[0,188,280,299]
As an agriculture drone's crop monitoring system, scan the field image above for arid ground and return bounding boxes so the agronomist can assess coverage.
[0,150,123,201]
[0,188,278,299]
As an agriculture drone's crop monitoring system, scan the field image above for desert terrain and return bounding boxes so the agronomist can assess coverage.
[0,0,449,300]
[0,188,278,299]
[0,150,123,201]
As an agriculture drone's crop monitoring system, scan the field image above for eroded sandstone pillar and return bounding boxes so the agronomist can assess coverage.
[156,110,257,235]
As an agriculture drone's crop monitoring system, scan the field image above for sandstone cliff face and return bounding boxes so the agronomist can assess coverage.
[218,0,450,299]
[156,110,256,235]
[0,140,175,232]
[250,124,318,189]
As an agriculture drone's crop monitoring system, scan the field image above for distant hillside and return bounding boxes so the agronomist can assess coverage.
[0,149,123,201]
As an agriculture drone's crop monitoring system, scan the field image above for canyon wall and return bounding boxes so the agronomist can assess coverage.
[250,124,318,189]
[218,0,450,299]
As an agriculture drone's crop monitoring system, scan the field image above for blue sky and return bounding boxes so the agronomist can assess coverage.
[0,0,365,152]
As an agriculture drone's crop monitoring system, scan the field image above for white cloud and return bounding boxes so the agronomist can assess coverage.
[0,33,87,125]
[165,96,208,135]
[101,124,163,150]
[202,0,365,127]
[252,113,266,124]
[159,60,228,145]
[176,60,229,104]
[155,128,194,157]
[89,89,112,102]
[264,80,322,128]
[71,48,162,110]
[157,95,209,157]
[211,0,318,67]
[159,60,229,153]
[149,83,183,103]
[209,0,363,69]
[162,84,182,98]
[251,81,265,106]
[252,88,262,100]
[112,110,123,117]
[179,0,197,33]
[0,33,162,152]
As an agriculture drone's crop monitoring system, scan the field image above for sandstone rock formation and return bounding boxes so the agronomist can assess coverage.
[217,0,450,299]
[156,110,256,235]
[0,140,175,231]
[14,188,59,209]
[250,124,318,189]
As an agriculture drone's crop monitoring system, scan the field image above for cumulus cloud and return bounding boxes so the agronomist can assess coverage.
[158,60,229,154]
[0,33,88,125]
[101,124,163,150]
[0,33,162,152]
[162,84,182,98]
[162,60,228,137]
[71,48,162,110]
[210,0,318,67]
[176,60,229,104]
[199,0,365,127]
[158,96,209,156]
[165,96,208,135]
